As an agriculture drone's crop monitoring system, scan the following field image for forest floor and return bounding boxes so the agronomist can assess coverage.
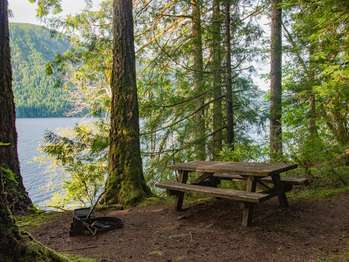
[25,191,349,262]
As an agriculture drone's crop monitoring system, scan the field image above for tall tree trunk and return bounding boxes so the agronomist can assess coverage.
[103,0,151,207]
[0,0,32,214]
[212,0,223,160]
[308,46,318,138]
[191,0,206,160]
[224,0,234,149]
[0,1,66,260]
[0,169,68,261]
[308,90,317,137]
[269,0,283,160]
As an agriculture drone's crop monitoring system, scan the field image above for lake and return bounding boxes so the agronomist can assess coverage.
[17,118,84,208]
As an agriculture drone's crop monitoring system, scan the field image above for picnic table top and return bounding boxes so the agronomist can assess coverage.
[169,160,297,177]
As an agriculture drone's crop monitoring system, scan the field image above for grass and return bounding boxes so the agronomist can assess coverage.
[289,186,349,201]
[16,210,62,231]
[65,254,96,262]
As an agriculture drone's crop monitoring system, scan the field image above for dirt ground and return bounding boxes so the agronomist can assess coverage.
[31,193,349,262]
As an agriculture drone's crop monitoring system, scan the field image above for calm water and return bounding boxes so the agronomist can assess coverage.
[17,118,83,208]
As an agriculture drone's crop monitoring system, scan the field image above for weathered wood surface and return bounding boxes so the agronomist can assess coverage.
[156,181,269,203]
[169,161,297,176]
[214,173,308,185]
[242,176,257,226]
[176,171,188,211]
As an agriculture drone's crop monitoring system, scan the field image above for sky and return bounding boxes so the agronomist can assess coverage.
[9,0,96,25]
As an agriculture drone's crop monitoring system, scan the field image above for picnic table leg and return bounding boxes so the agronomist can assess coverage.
[176,170,188,211]
[272,173,289,208]
[242,176,257,227]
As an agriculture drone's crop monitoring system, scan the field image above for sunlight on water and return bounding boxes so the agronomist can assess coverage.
[16,118,86,208]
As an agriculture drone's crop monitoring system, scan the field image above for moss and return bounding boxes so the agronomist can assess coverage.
[64,255,96,262]
[104,159,152,207]
[16,210,61,231]
[319,242,349,262]
[118,177,148,207]
[288,186,349,201]
[0,231,70,262]
[138,196,174,208]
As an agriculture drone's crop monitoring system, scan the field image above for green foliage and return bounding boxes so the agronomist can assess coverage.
[29,0,349,208]
[28,0,63,17]
[10,23,74,117]
[280,0,349,183]
[220,143,267,162]
[42,121,108,207]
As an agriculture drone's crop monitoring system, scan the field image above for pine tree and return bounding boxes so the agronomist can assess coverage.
[270,0,283,160]
[0,0,32,213]
[103,0,151,206]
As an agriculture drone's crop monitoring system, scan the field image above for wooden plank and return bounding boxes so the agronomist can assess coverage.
[262,176,308,185]
[191,172,213,185]
[156,181,269,203]
[271,174,289,208]
[169,161,297,176]
[214,173,308,185]
[176,171,188,211]
[242,177,257,227]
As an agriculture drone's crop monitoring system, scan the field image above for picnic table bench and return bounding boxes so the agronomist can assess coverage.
[156,160,308,226]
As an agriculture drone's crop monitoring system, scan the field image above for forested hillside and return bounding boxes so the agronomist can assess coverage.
[10,23,72,117]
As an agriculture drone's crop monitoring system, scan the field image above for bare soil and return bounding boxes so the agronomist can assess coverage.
[31,193,349,262]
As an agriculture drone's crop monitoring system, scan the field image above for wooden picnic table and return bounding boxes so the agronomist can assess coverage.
[156,160,305,226]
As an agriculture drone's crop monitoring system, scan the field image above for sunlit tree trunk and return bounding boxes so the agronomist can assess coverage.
[0,0,32,214]
[103,0,151,206]
[191,0,206,160]
[211,0,223,160]
[224,0,234,149]
[270,0,283,160]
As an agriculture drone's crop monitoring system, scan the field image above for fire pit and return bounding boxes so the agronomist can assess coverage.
[69,194,123,236]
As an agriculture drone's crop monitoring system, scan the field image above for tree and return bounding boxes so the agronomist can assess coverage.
[0,1,67,260]
[32,0,268,207]
[191,0,206,160]
[211,0,224,159]
[0,0,32,213]
[0,167,69,261]
[270,0,283,160]
[224,0,234,149]
[103,0,151,206]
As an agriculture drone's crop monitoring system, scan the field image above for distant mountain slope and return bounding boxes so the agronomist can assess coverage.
[10,23,72,118]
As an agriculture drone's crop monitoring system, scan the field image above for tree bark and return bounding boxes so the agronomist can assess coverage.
[0,0,32,214]
[191,0,206,160]
[103,0,151,207]
[0,169,68,262]
[307,46,318,138]
[0,2,66,260]
[211,0,223,159]
[224,0,234,149]
[269,0,283,160]
[308,90,317,137]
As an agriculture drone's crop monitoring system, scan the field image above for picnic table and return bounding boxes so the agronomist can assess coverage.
[156,160,308,226]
